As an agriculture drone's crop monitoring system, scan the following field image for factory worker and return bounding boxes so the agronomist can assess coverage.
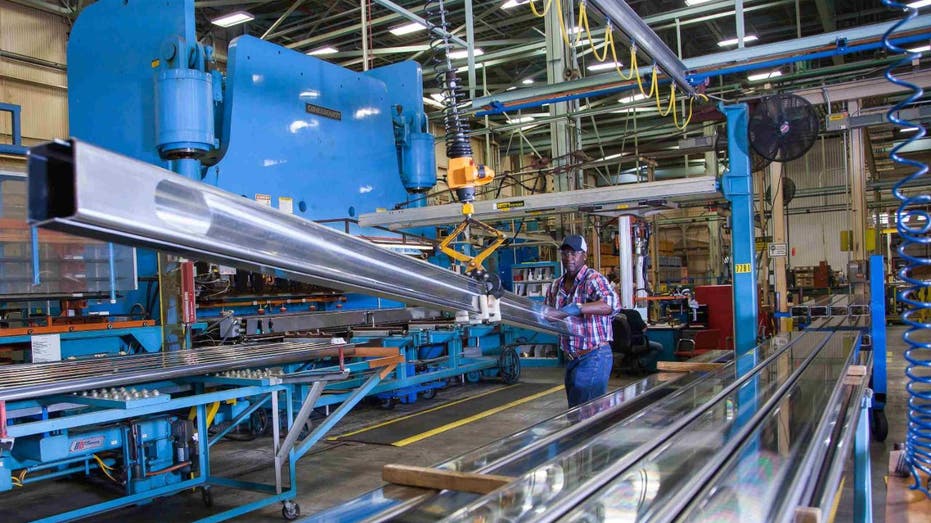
[545,234,621,408]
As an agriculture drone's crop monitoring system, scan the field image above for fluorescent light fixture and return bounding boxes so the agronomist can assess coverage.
[717,35,758,47]
[747,70,782,82]
[211,11,254,27]
[908,0,931,7]
[307,46,338,56]
[423,96,445,109]
[507,116,536,124]
[685,0,714,5]
[574,39,593,47]
[597,153,623,162]
[506,86,517,91]
[900,126,921,132]
[502,0,530,9]
[618,93,648,104]
[908,45,931,52]
[588,61,623,71]
[522,78,534,85]
[389,21,427,36]
[448,48,484,60]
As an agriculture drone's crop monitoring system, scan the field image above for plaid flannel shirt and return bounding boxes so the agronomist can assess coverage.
[545,265,621,357]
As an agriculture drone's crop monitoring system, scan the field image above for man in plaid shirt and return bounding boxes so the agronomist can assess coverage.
[545,234,621,407]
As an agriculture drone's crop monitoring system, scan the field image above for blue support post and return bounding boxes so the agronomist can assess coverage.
[855,390,874,523]
[869,255,887,408]
[720,103,759,373]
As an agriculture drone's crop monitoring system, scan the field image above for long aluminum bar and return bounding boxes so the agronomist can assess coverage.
[587,0,695,96]
[359,176,719,229]
[27,139,569,336]
[304,372,694,523]
[0,340,354,402]
[437,332,832,523]
[344,332,818,522]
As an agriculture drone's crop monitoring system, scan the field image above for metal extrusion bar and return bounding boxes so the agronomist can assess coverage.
[359,176,719,229]
[27,139,570,336]
[588,0,696,96]
[0,340,353,401]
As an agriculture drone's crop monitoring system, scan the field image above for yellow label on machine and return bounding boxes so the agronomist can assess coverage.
[735,263,752,274]
[496,201,524,211]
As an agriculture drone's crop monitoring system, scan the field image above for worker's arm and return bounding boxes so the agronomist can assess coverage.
[561,272,620,318]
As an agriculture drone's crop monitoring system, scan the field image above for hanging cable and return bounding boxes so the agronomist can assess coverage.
[530,0,705,130]
[883,0,931,498]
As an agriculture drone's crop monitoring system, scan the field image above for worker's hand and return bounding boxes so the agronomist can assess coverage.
[559,303,583,317]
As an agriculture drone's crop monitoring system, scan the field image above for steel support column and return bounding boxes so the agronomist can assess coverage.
[770,161,789,332]
[721,104,759,362]
[618,216,634,308]
[849,100,869,259]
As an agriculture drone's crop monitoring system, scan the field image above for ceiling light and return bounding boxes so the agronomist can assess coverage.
[522,78,534,85]
[389,21,427,36]
[597,153,623,161]
[717,35,758,47]
[211,11,254,27]
[448,48,484,60]
[307,46,338,56]
[502,0,531,9]
[506,86,517,91]
[684,0,714,5]
[900,126,922,132]
[747,70,782,82]
[588,61,623,71]
[908,45,931,52]
[907,0,931,7]
[507,116,536,124]
[618,93,648,104]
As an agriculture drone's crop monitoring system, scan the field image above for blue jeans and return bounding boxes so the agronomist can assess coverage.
[564,345,613,408]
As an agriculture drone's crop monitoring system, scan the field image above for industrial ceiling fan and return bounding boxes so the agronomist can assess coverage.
[749,93,819,163]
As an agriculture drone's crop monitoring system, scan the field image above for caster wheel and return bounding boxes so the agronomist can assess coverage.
[465,371,481,384]
[871,409,888,442]
[498,347,521,385]
[282,501,301,520]
[201,486,213,507]
[379,397,397,410]
[421,388,437,400]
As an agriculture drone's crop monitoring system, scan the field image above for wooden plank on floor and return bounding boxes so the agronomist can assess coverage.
[382,464,514,494]
[886,451,931,523]
[656,361,725,373]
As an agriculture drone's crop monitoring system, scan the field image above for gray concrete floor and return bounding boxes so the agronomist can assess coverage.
[0,328,912,522]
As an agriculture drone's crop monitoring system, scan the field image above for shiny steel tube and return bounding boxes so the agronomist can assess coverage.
[27,139,569,336]
[588,0,697,96]
[0,340,353,402]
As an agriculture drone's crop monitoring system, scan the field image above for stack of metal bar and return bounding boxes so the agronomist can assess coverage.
[306,327,871,522]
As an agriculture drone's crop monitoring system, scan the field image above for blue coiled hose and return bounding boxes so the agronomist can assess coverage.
[883,0,931,497]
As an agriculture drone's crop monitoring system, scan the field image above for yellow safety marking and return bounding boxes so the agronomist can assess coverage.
[735,263,752,274]
[327,384,524,441]
[828,476,845,522]
[391,385,565,447]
